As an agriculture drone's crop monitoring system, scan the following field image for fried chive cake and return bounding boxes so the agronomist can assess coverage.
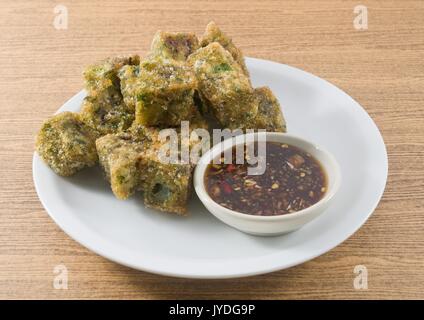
[150,31,200,61]
[236,87,287,132]
[200,21,249,77]
[36,112,98,176]
[83,55,140,101]
[188,42,258,129]
[79,94,134,136]
[96,123,207,214]
[119,57,197,127]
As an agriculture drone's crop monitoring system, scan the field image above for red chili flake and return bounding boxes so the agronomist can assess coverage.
[226,164,236,172]
[221,181,233,194]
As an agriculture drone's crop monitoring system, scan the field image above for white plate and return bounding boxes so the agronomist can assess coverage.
[33,58,388,279]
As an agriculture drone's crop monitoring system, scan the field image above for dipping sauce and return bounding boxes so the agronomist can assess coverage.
[204,142,327,216]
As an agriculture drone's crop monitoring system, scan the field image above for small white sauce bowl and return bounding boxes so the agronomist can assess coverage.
[194,132,341,236]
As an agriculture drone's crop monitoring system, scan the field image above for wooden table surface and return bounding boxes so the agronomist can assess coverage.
[0,0,423,300]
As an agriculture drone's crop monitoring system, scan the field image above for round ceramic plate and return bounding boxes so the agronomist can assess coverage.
[33,58,388,279]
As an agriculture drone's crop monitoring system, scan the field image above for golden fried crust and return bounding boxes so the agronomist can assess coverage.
[119,57,198,127]
[79,95,134,136]
[96,131,149,200]
[150,31,200,61]
[96,123,200,214]
[200,21,249,77]
[117,64,140,112]
[142,159,192,216]
[233,87,287,132]
[36,112,98,176]
[83,55,140,100]
[252,87,287,132]
[187,42,258,129]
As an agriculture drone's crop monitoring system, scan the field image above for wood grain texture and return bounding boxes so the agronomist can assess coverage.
[0,0,423,299]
